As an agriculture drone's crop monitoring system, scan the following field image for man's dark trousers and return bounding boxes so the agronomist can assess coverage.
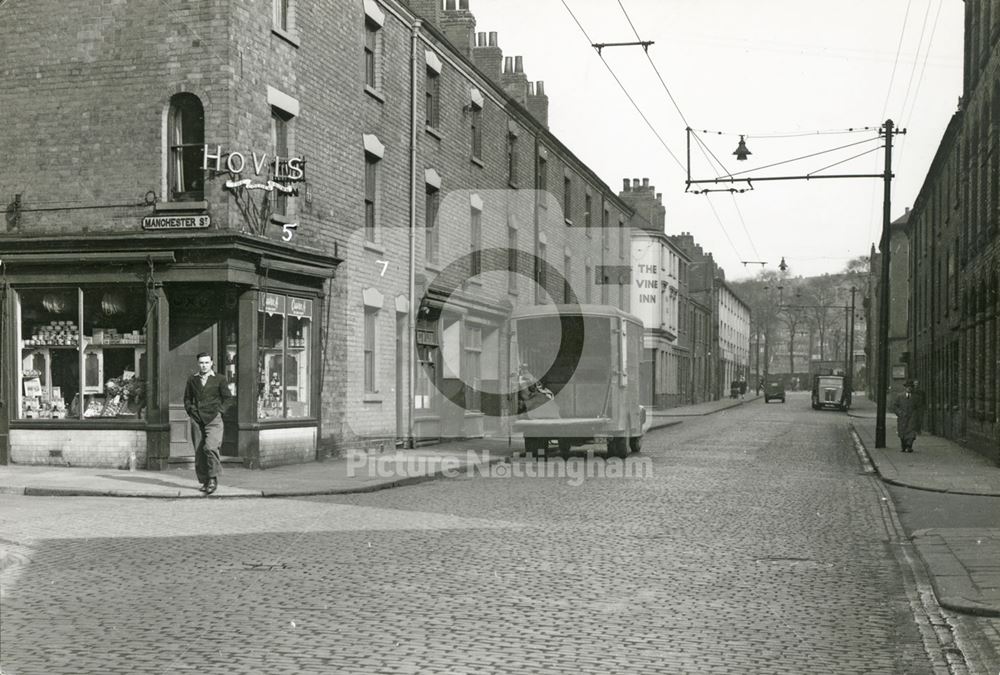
[193,414,224,485]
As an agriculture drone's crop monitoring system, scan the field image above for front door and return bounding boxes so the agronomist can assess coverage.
[168,314,217,459]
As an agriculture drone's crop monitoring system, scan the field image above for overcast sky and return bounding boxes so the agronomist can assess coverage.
[471,0,964,281]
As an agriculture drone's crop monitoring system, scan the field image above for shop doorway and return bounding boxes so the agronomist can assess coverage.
[167,315,217,459]
[165,285,240,460]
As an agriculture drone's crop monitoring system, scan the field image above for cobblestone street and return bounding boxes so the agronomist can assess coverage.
[2,394,997,674]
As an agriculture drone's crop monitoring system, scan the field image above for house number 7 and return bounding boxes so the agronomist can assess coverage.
[376,260,389,276]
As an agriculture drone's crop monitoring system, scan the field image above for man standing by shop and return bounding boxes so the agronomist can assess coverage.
[184,352,233,495]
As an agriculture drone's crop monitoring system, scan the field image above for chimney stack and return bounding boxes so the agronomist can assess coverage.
[401,0,441,24]
[619,176,666,233]
[472,30,502,80]
[527,79,549,127]
[500,54,529,105]
[441,0,475,58]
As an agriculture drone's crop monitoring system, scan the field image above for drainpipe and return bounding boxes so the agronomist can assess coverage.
[407,19,422,449]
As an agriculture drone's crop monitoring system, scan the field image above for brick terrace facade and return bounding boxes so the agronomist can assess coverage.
[904,0,1000,462]
[0,0,637,467]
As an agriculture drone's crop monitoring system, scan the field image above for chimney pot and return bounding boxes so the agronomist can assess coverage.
[656,192,662,201]
[632,178,640,188]
[445,0,456,10]
[536,81,545,95]
[642,178,649,188]
[458,0,469,9]
[527,81,535,95]
[515,55,523,73]
[623,179,630,191]
[488,31,498,46]
[504,56,513,73]
[476,32,486,46]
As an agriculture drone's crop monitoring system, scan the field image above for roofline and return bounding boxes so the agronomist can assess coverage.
[390,0,634,216]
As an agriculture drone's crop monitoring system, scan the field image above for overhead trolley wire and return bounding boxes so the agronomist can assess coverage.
[614,0,761,261]
[898,0,935,123]
[693,126,881,139]
[720,135,883,179]
[558,0,686,174]
[881,0,913,119]
[902,0,944,128]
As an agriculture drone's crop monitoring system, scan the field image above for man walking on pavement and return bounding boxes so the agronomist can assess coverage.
[184,352,233,495]
[893,380,917,453]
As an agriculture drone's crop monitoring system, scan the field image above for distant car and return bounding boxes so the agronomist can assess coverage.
[763,380,785,403]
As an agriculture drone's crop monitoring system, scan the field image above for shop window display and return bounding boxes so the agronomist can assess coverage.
[17,287,147,420]
[257,292,311,419]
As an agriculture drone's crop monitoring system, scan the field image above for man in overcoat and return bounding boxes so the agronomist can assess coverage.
[893,380,917,453]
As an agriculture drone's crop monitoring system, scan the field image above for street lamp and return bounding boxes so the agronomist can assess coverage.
[733,135,752,161]
[686,121,904,448]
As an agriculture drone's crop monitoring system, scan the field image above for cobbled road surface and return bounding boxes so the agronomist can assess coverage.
[0,392,988,674]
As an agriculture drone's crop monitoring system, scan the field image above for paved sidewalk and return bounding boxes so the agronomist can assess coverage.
[0,438,520,500]
[0,395,747,500]
[647,393,760,421]
[848,393,1000,617]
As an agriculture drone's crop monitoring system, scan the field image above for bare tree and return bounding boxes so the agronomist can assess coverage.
[782,304,807,376]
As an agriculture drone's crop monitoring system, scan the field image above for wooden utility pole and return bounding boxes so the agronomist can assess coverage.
[875,120,897,448]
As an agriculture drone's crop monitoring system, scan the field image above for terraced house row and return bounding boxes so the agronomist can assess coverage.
[0,0,735,469]
[902,0,1000,461]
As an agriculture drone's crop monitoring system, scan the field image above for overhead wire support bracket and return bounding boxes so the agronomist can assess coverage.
[592,40,654,54]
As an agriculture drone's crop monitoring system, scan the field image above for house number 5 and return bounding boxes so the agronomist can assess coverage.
[281,222,298,241]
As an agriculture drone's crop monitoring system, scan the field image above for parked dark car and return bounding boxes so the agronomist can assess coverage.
[764,380,785,403]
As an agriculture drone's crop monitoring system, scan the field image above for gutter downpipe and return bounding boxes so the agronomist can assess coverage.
[407,19,422,449]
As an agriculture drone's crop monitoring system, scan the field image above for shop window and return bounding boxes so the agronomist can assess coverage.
[257,293,312,419]
[167,93,205,202]
[17,286,147,421]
